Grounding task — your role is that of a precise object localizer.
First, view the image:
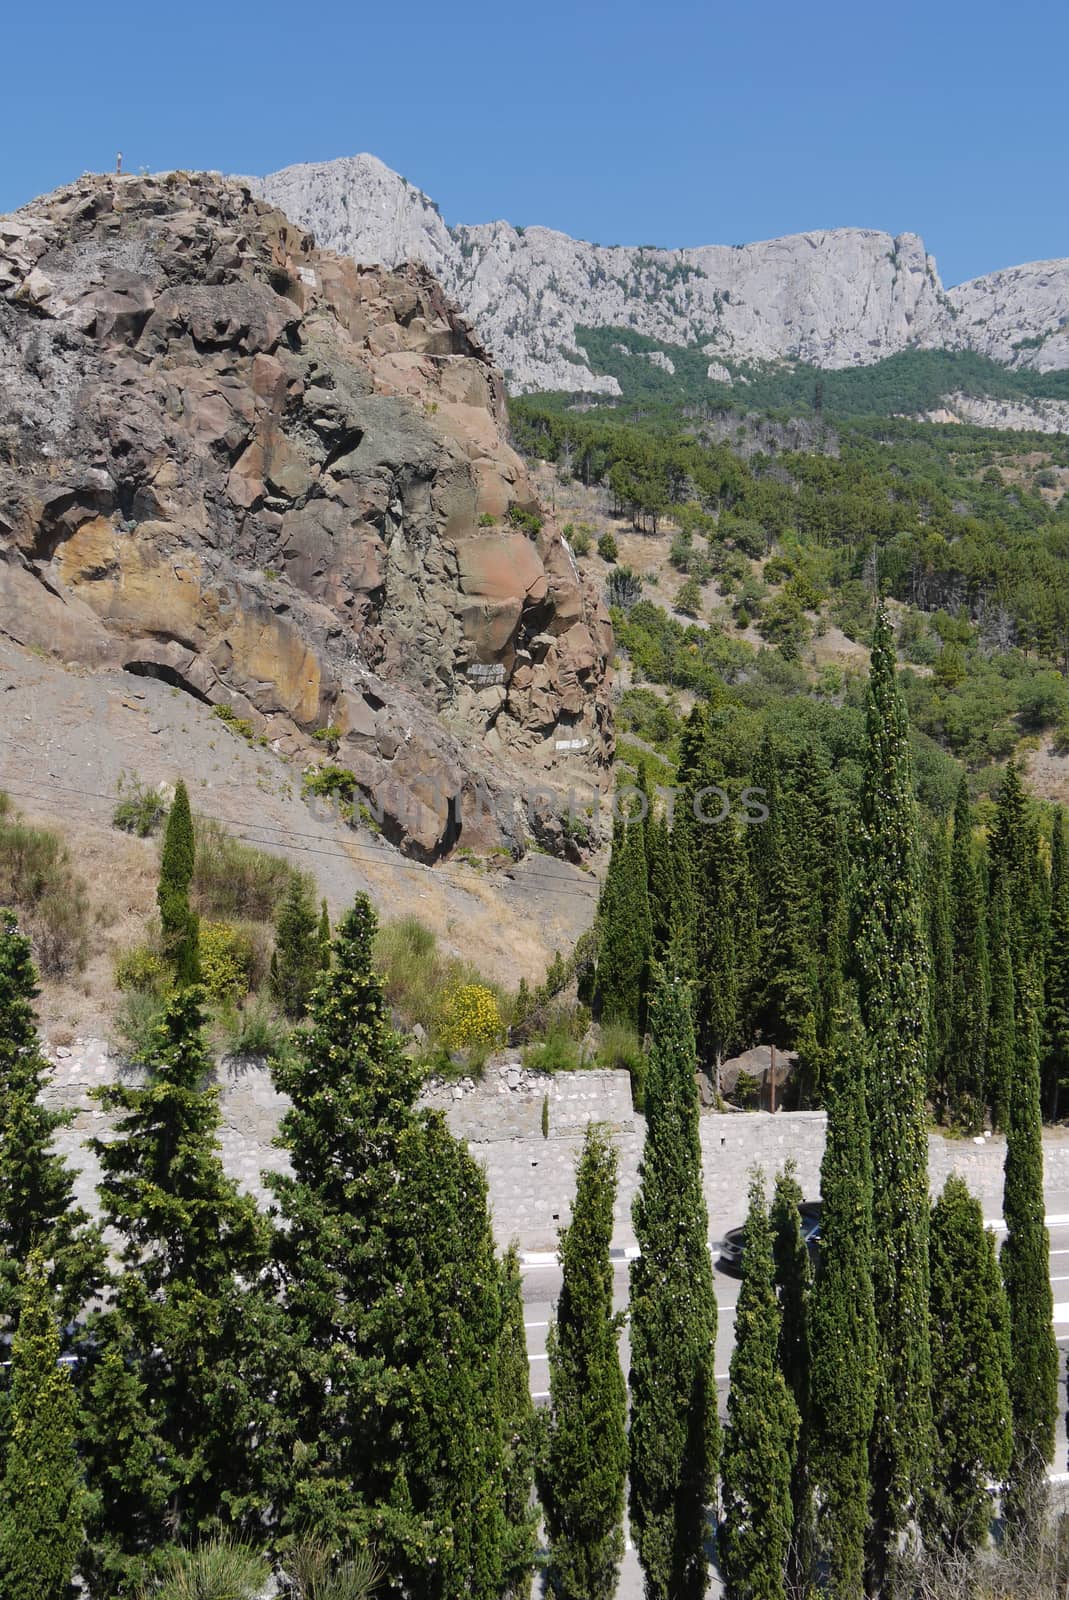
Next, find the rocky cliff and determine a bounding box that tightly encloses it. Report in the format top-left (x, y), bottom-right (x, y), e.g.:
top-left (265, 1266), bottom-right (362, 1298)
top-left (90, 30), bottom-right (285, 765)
top-left (0, 171), bottom-right (613, 859)
top-left (256, 154), bottom-right (1069, 395)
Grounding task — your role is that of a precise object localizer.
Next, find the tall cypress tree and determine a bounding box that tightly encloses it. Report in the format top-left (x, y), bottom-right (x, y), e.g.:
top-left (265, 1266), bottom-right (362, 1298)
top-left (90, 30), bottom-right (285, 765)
top-left (923, 1175), bottom-right (1012, 1555)
top-left (499, 1245), bottom-right (538, 1598)
top-left (853, 606), bottom-right (931, 1591)
top-left (1000, 984), bottom-right (1059, 1542)
top-left (629, 970), bottom-right (718, 1600)
top-left (987, 874), bottom-right (1015, 1133)
top-left (947, 776), bottom-right (988, 1132)
top-left (0, 1252), bottom-right (83, 1600)
top-left (720, 1173), bottom-right (799, 1600)
top-left (157, 779), bottom-right (199, 986)
top-left (771, 1162), bottom-right (813, 1596)
top-left (1042, 807), bottom-right (1069, 1120)
top-left (924, 822), bottom-right (953, 1116)
top-left (389, 1113), bottom-right (507, 1599)
top-left (317, 897), bottom-right (332, 969)
top-left (0, 911), bottom-right (104, 1329)
top-left (85, 986), bottom-right (269, 1564)
top-left (596, 820), bottom-right (653, 1033)
top-left (539, 1124), bottom-right (628, 1600)
top-left (808, 1015), bottom-right (876, 1600)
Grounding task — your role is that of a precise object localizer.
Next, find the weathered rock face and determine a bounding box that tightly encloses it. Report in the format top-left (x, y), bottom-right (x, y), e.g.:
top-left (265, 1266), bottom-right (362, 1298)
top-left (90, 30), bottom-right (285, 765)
top-left (255, 153), bottom-right (1069, 394)
top-left (0, 171), bottom-right (613, 858)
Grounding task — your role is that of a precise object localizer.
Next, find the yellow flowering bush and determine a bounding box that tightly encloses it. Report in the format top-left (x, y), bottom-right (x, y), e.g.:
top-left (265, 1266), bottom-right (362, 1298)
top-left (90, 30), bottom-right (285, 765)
top-left (440, 983), bottom-right (502, 1052)
top-left (199, 920), bottom-right (255, 1003)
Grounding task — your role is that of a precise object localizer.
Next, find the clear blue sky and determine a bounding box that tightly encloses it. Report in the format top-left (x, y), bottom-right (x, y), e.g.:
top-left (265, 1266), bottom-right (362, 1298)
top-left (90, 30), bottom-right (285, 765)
top-left (4, 0), bottom-right (1067, 287)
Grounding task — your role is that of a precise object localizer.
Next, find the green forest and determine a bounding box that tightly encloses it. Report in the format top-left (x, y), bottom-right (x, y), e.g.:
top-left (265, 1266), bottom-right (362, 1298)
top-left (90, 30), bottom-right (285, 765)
top-left (564, 331), bottom-right (1069, 417)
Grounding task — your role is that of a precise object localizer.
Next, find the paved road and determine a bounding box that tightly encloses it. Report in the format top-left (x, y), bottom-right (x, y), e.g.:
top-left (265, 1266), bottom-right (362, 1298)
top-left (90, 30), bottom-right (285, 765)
top-left (522, 1189), bottom-right (1069, 1598)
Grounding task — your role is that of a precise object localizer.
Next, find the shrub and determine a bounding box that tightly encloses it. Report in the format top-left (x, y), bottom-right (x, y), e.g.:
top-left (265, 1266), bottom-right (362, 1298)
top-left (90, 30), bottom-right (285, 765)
top-left (282, 1539), bottom-right (384, 1600)
top-left (112, 773), bottom-right (167, 837)
top-left (523, 1020), bottom-right (582, 1073)
top-left (191, 818), bottom-right (296, 922)
top-left (199, 921), bottom-right (257, 1003)
top-left (478, 512), bottom-right (496, 527)
top-left (675, 577), bottom-right (703, 618)
top-left (0, 794), bottom-right (90, 976)
top-left (115, 987), bottom-right (169, 1065)
top-left (143, 1535), bottom-right (270, 1600)
top-left (568, 524), bottom-right (593, 557)
top-left (597, 532), bottom-right (618, 562)
top-left (218, 996), bottom-right (292, 1062)
top-left (597, 1020), bottom-right (647, 1110)
top-left (301, 766), bottom-right (357, 803)
top-left (606, 565), bottom-right (642, 612)
top-left (440, 982), bottom-right (503, 1052)
top-left (115, 943), bottom-right (169, 996)
top-left (507, 505), bottom-right (543, 536)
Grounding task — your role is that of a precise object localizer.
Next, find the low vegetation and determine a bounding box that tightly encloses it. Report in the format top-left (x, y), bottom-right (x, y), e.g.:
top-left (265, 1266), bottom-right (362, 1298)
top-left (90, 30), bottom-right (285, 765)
top-left (0, 792), bottom-right (90, 976)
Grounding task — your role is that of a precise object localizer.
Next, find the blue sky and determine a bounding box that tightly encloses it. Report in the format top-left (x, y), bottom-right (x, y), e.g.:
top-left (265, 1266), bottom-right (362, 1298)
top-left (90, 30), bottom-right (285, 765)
top-left (3, 0), bottom-right (1066, 287)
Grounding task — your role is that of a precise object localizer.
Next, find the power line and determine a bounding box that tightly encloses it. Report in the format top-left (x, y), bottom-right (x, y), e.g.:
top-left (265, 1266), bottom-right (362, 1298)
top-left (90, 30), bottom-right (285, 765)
top-left (0, 776), bottom-right (606, 902)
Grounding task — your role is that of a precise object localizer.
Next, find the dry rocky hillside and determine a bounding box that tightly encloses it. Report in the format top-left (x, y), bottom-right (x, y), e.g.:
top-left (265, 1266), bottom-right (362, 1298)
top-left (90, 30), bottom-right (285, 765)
top-left (0, 170), bottom-right (613, 866)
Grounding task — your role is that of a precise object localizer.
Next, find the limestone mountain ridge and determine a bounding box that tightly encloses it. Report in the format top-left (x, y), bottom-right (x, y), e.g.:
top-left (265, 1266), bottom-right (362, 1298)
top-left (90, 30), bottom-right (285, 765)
top-left (255, 153), bottom-right (1069, 398)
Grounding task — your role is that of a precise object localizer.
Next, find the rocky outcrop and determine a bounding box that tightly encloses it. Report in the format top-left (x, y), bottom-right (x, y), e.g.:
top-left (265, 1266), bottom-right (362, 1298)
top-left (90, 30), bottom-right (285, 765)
top-left (0, 172), bottom-right (613, 859)
top-left (255, 154), bottom-right (1069, 395)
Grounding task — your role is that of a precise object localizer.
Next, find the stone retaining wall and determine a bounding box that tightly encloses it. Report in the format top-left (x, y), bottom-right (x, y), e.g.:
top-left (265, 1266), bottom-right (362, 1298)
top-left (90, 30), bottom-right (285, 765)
top-left (43, 1042), bottom-right (1069, 1254)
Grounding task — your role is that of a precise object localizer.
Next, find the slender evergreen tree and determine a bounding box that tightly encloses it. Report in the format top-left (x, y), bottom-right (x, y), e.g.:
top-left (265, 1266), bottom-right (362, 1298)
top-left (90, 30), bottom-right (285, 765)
top-left (771, 1162), bottom-right (813, 1595)
top-left (947, 776), bottom-right (988, 1131)
top-left (1043, 807), bottom-right (1069, 1119)
top-left (539, 1125), bottom-right (628, 1600)
top-left (629, 971), bottom-right (718, 1600)
top-left (853, 606), bottom-right (931, 1592)
top-left (987, 874), bottom-right (1015, 1133)
top-left (0, 911), bottom-right (104, 1329)
top-left (923, 1175), bottom-right (1012, 1555)
top-left (720, 1173), bottom-right (799, 1600)
top-left (499, 1245), bottom-right (539, 1598)
top-left (1000, 984), bottom-right (1059, 1542)
top-left (271, 872), bottom-right (320, 1019)
top-left (317, 897), bottom-right (332, 969)
top-left (157, 779), bottom-right (199, 986)
top-left (0, 1252), bottom-right (83, 1600)
top-left (808, 1016), bottom-right (876, 1600)
top-left (924, 823), bottom-right (953, 1114)
top-left (85, 986), bottom-right (269, 1565)
top-left (596, 820), bottom-right (653, 1032)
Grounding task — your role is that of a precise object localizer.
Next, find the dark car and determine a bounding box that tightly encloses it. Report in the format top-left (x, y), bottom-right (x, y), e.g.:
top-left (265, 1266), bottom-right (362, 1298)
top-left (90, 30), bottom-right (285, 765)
top-left (717, 1200), bottom-right (821, 1275)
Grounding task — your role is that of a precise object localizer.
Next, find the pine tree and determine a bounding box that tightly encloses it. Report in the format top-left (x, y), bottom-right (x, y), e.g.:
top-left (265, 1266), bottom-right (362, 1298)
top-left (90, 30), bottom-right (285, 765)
top-left (0, 911), bottom-right (104, 1329)
top-left (719, 1173), bottom-right (799, 1600)
top-left (923, 1175), bottom-right (1012, 1555)
top-left (267, 894), bottom-right (421, 1542)
top-left (271, 872), bottom-right (321, 1019)
top-left (1000, 984), bottom-right (1059, 1542)
top-left (499, 1245), bottom-right (538, 1598)
top-left (628, 971), bottom-right (718, 1600)
top-left (85, 986), bottom-right (269, 1561)
top-left (157, 779), bottom-right (199, 986)
top-left (0, 1252), bottom-right (83, 1600)
top-left (771, 1162), bottom-right (813, 1595)
top-left (1042, 807), bottom-right (1069, 1119)
top-left (539, 1124), bottom-right (628, 1600)
top-left (268, 895), bottom-right (507, 1593)
top-left (853, 606), bottom-right (931, 1591)
top-left (947, 777), bottom-right (988, 1131)
top-left (808, 1016), bottom-right (876, 1600)
top-left (596, 820), bottom-right (653, 1033)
